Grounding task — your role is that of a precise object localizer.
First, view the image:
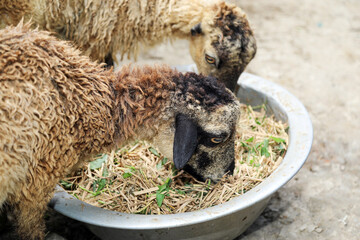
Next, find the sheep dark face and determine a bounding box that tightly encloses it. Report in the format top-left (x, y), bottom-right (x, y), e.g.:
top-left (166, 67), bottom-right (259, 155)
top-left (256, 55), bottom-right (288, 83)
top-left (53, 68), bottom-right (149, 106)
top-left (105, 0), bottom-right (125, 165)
top-left (152, 103), bottom-right (239, 182)
top-left (136, 68), bottom-right (241, 182)
top-left (189, 3), bottom-right (256, 92)
top-left (172, 102), bottom-right (240, 182)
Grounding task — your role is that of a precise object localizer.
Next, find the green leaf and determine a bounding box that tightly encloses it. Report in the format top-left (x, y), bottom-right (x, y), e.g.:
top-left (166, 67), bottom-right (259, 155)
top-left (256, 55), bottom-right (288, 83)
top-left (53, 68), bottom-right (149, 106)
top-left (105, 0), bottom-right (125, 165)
top-left (156, 178), bottom-right (172, 207)
top-left (78, 185), bottom-right (98, 196)
top-left (252, 104), bottom-right (267, 111)
top-left (90, 154), bottom-right (108, 170)
top-left (149, 147), bottom-right (160, 157)
top-left (102, 165), bottom-right (109, 177)
top-left (92, 178), bottom-right (107, 194)
top-left (277, 143), bottom-right (286, 155)
top-left (245, 137), bottom-right (254, 142)
top-left (260, 139), bottom-right (270, 157)
top-left (241, 141), bottom-right (250, 149)
top-left (275, 143), bottom-right (286, 152)
top-left (162, 157), bottom-right (168, 165)
top-left (270, 136), bottom-right (286, 143)
top-left (122, 166), bottom-right (136, 178)
top-left (175, 189), bottom-right (186, 195)
top-left (157, 182), bottom-right (167, 192)
top-left (123, 172), bottom-right (133, 178)
top-left (156, 193), bottom-right (165, 207)
top-left (184, 183), bottom-right (193, 188)
top-left (156, 157), bottom-right (169, 170)
top-left (260, 148), bottom-right (270, 157)
top-left (96, 179), bottom-right (107, 192)
top-left (60, 180), bottom-right (73, 190)
top-left (255, 117), bottom-right (262, 125)
top-left (264, 139), bottom-right (269, 148)
top-left (92, 181), bottom-right (97, 192)
top-left (255, 142), bottom-right (263, 150)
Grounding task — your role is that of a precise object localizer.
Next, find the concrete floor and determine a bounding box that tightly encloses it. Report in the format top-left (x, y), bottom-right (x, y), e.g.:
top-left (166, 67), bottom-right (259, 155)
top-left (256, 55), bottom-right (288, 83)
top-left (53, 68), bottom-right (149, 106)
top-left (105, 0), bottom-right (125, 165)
top-left (1, 0), bottom-right (359, 239)
top-left (236, 1), bottom-right (360, 239)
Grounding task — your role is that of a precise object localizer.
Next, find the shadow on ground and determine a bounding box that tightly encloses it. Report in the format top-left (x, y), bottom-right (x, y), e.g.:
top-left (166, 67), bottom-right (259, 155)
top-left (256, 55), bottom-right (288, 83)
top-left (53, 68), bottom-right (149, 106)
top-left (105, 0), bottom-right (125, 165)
top-left (0, 207), bottom-right (99, 240)
top-left (236, 191), bottom-right (291, 239)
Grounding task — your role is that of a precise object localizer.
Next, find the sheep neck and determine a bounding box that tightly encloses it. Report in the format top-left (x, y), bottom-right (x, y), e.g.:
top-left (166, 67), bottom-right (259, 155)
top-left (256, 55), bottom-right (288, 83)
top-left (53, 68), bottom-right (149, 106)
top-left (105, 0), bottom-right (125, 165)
top-left (169, 0), bottom-right (209, 38)
top-left (110, 66), bottom-right (178, 147)
top-left (112, 0), bottom-right (210, 60)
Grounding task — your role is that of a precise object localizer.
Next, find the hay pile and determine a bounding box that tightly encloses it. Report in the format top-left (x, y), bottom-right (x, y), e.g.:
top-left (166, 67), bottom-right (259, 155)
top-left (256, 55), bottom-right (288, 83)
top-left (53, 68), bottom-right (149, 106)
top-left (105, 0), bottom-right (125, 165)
top-left (61, 104), bottom-right (288, 214)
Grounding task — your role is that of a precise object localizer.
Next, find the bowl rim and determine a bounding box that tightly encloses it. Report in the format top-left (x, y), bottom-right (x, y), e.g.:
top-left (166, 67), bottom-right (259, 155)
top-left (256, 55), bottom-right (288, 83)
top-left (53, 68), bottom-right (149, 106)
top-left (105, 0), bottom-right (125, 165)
top-left (50, 72), bottom-right (313, 230)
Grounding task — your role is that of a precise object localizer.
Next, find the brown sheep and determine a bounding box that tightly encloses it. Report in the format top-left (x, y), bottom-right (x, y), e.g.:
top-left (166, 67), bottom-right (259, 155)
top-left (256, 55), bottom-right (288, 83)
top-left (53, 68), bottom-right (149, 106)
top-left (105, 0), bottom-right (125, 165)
top-left (0, 0), bottom-right (257, 91)
top-left (0, 22), bottom-right (240, 240)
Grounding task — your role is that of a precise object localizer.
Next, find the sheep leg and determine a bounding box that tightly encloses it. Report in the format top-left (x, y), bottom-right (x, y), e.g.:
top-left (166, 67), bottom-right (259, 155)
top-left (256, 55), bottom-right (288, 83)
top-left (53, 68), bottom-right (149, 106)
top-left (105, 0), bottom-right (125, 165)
top-left (12, 177), bottom-right (58, 240)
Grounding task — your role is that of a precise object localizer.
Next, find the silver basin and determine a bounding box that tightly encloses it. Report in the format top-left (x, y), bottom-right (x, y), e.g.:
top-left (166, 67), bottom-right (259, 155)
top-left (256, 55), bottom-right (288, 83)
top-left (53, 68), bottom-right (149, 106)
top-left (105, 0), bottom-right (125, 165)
top-left (50, 72), bottom-right (313, 240)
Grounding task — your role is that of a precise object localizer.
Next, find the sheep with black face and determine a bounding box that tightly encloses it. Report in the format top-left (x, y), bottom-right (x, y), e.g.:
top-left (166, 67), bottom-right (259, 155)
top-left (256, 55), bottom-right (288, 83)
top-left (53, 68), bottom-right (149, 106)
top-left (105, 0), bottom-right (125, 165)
top-left (130, 68), bottom-right (240, 182)
top-left (0, 23), bottom-right (240, 240)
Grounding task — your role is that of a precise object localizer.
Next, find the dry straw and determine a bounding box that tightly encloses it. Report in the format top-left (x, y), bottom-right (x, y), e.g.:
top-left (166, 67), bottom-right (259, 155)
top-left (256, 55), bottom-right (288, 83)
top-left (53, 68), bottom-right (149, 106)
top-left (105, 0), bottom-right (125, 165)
top-left (61, 104), bottom-right (288, 214)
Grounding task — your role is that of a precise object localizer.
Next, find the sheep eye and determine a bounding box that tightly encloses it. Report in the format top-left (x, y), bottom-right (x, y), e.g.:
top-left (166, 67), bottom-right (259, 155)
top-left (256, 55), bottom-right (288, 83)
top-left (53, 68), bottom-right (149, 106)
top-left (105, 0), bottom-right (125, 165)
top-left (210, 137), bottom-right (223, 144)
top-left (205, 54), bottom-right (216, 65)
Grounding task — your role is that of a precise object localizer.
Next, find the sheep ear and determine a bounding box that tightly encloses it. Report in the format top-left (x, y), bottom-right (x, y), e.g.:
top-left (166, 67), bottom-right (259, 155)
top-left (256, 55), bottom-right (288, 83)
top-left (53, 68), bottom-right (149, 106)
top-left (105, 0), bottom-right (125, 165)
top-left (191, 23), bottom-right (202, 36)
top-left (173, 114), bottom-right (198, 169)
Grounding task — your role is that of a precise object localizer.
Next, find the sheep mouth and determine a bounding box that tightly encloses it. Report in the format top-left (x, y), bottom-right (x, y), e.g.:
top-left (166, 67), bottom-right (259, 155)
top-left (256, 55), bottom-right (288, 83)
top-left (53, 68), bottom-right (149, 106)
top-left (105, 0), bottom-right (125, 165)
top-left (183, 158), bottom-right (235, 183)
top-left (183, 165), bottom-right (207, 182)
top-left (218, 69), bottom-right (243, 92)
top-left (223, 76), bottom-right (239, 92)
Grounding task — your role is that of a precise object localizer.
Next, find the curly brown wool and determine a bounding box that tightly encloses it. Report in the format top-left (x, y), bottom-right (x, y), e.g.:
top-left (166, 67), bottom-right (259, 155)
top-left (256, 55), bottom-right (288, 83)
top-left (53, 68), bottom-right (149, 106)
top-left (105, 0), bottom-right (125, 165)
top-left (0, 22), bottom-right (116, 240)
top-left (172, 72), bottom-right (234, 110)
top-left (0, 23), bottom-right (240, 240)
top-left (0, 0), bottom-right (256, 92)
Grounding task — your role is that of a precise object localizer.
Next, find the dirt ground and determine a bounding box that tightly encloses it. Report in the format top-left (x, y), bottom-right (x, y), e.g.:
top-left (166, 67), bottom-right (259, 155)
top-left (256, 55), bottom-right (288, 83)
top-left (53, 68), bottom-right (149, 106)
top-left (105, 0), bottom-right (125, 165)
top-left (235, 1), bottom-right (360, 239)
top-left (1, 0), bottom-right (359, 239)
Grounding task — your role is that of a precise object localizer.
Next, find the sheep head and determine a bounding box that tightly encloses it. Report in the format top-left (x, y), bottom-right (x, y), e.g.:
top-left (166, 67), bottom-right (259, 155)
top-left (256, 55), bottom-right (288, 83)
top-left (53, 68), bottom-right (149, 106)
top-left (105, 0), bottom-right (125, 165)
top-left (149, 71), bottom-right (241, 182)
top-left (173, 104), bottom-right (239, 182)
top-left (189, 2), bottom-right (256, 92)
top-left (114, 66), bottom-right (240, 182)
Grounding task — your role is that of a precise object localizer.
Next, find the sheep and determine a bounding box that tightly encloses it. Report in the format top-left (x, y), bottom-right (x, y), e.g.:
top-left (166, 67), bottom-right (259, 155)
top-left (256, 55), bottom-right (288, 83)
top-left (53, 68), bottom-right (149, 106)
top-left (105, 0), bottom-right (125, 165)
top-left (0, 23), bottom-right (241, 240)
top-left (0, 0), bottom-right (257, 92)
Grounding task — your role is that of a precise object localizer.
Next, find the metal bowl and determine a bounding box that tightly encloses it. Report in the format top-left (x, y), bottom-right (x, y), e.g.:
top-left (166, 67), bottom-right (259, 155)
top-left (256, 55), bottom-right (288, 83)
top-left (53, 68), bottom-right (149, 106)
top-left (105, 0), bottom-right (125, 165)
top-left (50, 72), bottom-right (313, 240)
